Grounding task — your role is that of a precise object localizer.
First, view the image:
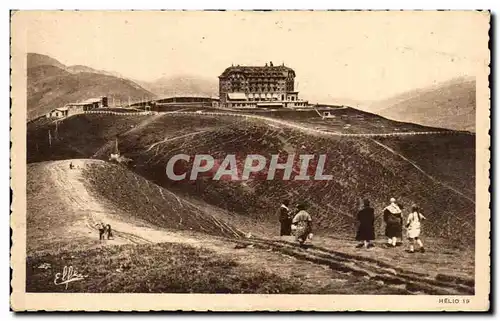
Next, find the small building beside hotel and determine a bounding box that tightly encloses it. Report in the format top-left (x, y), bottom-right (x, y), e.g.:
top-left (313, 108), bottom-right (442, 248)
top-left (65, 97), bottom-right (108, 113)
top-left (46, 96), bottom-right (108, 119)
top-left (46, 107), bottom-right (69, 119)
top-left (131, 96), bottom-right (219, 111)
top-left (218, 62), bottom-right (308, 109)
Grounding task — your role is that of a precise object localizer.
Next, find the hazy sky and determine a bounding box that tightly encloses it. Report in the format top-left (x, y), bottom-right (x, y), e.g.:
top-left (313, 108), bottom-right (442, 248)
top-left (18, 11), bottom-right (488, 103)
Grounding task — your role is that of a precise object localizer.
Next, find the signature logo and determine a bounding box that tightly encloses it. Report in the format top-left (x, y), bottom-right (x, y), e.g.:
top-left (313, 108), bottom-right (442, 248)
top-left (53, 266), bottom-right (87, 289)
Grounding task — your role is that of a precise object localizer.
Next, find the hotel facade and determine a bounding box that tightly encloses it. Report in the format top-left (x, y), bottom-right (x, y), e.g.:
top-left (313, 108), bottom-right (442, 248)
top-left (218, 62), bottom-right (308, 109)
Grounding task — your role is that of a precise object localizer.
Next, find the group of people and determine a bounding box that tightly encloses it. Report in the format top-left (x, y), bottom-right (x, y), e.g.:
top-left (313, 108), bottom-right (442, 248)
top-left (278, 197), bottom-right (427, 253)
top-left (96, 223), bottom-right (114, 241)
top-left (278, 200), bottom-right (313, 246)
top-left (356, 197), bottom-right (427, 253)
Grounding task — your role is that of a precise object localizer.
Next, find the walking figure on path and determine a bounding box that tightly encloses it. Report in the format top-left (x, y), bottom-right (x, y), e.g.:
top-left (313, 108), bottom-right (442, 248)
top-left (278, 199), bottom-right (292, 236)
top-left (291, 203), bottom-right (313, 247)
top-left (105, 224), bottom-right (114, 240)
top-left (355, 199), bottom-right (375, 249)
top-left (406, 204), bottom-right (427, 253)
top-left (383, 197), bottom-right (403, 247)
top-left (97, 223), bottom-right (106, 241)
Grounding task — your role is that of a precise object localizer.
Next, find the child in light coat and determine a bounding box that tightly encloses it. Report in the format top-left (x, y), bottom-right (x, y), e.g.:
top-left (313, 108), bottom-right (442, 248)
top-left (406, 205), bottom-right (427, 253)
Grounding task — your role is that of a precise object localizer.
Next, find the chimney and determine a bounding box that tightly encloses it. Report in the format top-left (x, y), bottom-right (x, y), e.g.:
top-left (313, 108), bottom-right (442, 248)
top-left (265, 62), bottom-right (268, 67)
top-left (270, 61), bottom-right (273, 66)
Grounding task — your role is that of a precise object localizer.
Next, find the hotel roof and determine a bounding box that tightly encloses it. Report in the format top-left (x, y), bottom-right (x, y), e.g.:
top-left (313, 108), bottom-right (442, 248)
top-left (219, 64), bottom-right (295, 78)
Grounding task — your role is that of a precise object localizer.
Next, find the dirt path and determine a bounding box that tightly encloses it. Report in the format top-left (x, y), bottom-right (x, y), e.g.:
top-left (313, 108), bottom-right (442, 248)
top-left (39, 159), bottom-right (473, 295)
top-left (165, 110), bottom-right (472, 138)
top-left (49, 159), bottom-right (199, 246)
top-left (145, 130), bottom-right (209, 152)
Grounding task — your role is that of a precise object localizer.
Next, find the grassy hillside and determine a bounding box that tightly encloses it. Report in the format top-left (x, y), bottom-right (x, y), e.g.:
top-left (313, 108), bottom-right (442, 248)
top-left (116, 115), bottom-right (474, 242)
top-left (375, 135), bottom-right (475, 199)
top-left (239, 107), bottom-right (451, 134)
top-left (27, 242), bottom-right (300, 293)
top-left (370, 78), bottom-right (476, 132)
top-left (27, 112), bottom-right (475, 244)
top-left (27, 53), bottom-right (155, 120)
top-left (27, 114), bottom-right (153, 162)
top-left (82, 161), bottom-right (242, 238)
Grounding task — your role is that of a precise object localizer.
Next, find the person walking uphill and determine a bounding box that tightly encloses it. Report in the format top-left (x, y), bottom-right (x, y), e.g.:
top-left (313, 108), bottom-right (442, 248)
top-left (356, 199), bottom-right (375, 249)
top-left (384, 198), bottom-right (403, 247)
top-left (291, 203), bottom-right (313, 247)
top-left (406, 204), bottom-right (427, 253)
top-left (278, 200), bottom-right (292, 236)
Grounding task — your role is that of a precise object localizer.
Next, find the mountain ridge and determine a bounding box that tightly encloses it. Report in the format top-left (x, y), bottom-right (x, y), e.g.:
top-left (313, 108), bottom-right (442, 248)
top-left (27, 53), bottom-right (155, 120)
top-left (137, 74), bottom-right (219, 98)
top-left (368, 77), bottom-right (476, 132)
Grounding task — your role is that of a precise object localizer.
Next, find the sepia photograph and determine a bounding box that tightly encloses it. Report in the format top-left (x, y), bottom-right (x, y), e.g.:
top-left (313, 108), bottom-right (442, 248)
top-left (10, 10), bottom-right (490, 311)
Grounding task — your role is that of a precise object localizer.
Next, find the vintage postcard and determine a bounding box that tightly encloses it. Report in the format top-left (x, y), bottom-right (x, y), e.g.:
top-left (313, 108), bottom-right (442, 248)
top-left (10, 10), bottom-right (490, 311)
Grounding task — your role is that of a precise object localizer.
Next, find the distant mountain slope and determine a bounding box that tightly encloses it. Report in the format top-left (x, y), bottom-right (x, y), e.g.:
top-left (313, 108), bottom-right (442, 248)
top-left (65, 64), bottom-right (124, 78)
top-left (369, 78), bottom-right (476, 132)
top-left (27, 53), bottom-right (155, 120)
top-left (26, 53), bottom-right (66, 70)
top-left (138, 75), bottom-right (218, 98)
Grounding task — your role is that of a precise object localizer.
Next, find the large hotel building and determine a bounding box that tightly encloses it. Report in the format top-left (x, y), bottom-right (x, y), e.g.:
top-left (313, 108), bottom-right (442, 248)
top-left (218, 62), bottom-right (308, 109)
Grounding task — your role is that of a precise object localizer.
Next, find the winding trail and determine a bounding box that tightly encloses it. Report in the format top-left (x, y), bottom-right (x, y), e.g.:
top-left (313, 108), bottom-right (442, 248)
top-left (79, 109), bottom-right (474, 138)
top-left (32, 159), bottom-right (474, 295)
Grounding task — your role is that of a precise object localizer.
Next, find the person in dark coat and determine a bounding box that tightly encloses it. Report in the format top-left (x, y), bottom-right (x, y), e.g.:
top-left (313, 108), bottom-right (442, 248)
top-left (383, 197), bottom-right (403, 247)
top-left (278, 200), bottom-right (292, 236)
top-left (356, 199), bottom-right (375, 248)
top-left (97, 223), bottom-right (106, 241)
top-left (105, 224), bottom-right (114, 240)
